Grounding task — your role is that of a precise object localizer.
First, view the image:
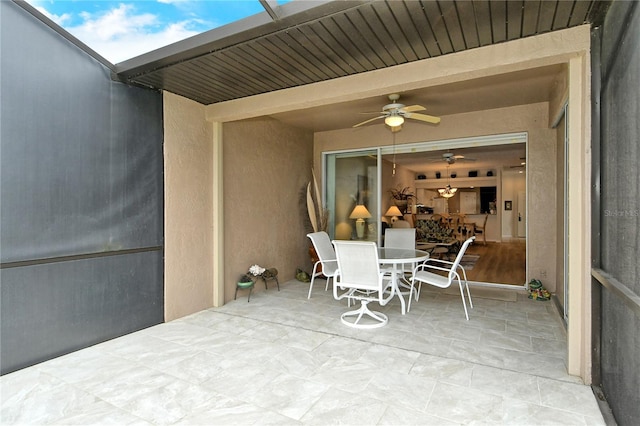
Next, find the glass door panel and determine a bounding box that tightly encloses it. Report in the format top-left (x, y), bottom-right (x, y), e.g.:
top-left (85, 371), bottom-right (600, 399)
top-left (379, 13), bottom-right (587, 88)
top-left (325, 150), bottom-right (379, 242)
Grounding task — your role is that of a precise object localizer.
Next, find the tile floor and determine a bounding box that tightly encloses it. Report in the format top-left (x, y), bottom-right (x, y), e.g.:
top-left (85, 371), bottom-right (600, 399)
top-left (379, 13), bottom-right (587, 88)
top-left (1, 280), bottom-right (605, 425)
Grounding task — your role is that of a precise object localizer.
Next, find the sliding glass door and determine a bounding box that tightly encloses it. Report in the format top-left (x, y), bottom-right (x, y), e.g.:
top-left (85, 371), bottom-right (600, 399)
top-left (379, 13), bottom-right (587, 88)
top-left (325, 150), bottom-right (379, 242)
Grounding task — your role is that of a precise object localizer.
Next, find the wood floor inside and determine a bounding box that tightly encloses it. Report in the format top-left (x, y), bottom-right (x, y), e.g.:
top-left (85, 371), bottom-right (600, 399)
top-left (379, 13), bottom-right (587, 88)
top-left (463, 240), bottom-right (526, 286)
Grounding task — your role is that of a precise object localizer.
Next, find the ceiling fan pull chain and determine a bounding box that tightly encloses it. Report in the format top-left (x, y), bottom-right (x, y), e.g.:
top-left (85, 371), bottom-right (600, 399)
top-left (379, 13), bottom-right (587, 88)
top-left (392, 132), bottom-right (396, 176)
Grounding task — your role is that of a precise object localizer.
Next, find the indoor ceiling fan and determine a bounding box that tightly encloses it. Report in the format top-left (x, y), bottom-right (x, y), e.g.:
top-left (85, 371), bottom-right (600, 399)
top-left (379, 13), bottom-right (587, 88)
top-left (429, 152), bottom-right (476, 164)
top-left (352, 94), bottom-right (441, 128)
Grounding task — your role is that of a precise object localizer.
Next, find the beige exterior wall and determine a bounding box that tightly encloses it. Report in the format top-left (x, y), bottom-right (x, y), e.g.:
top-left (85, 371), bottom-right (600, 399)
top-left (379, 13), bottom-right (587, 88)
top-left (163, 92), bottom-right (214, 321)
top-left (222, 117), bottom-right (314, 303)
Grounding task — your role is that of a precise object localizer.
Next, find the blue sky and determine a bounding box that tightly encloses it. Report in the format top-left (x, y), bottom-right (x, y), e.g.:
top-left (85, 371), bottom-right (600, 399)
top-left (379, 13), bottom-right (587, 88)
top-left (27, 1), bottom-right (288, 63)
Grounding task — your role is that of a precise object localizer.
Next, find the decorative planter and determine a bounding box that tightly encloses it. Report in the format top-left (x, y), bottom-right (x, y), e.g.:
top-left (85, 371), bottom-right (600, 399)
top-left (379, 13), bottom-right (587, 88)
top-left (394, 200), bottom-right (408, 214)
top-left (235, 278), bottom-right (255, 302)
top-left (237, 280), bottom-right (254, 288)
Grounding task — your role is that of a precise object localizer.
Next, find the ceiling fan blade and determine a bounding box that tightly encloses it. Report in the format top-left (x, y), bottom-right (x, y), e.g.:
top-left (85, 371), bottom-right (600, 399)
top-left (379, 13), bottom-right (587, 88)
top-left (405, 112), bottom-right (441, 124)
top-left (401, 105), bottom-right (426, 113)
top-left (352, 115), bottom-right (385, 128)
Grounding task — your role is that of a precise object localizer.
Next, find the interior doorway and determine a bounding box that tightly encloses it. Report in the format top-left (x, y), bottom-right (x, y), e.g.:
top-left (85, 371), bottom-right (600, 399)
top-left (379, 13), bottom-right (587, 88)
top-left (378, 132), bottom-right (528, 287)
top-left (323, 133), bottom-right (528, 287)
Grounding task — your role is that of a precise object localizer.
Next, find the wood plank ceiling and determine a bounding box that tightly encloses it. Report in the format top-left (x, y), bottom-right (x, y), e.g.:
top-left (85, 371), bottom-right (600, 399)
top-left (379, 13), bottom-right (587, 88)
top-left (117, 0), bottom-right (611, 106)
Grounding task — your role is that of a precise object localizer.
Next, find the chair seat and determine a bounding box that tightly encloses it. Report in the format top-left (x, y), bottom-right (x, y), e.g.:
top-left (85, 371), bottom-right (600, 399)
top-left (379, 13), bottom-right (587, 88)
top-left (413, 270), bottom-right (450, 288)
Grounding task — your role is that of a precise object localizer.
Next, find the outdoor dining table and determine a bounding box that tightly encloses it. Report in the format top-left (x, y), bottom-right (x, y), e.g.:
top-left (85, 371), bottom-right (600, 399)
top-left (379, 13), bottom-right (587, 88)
top-left (378, 247), bottom-right (430, 315)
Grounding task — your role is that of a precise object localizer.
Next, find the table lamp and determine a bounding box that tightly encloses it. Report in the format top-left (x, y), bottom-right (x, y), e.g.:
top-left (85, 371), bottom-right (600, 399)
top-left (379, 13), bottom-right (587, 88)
top-left (385, 205), bottom-right (403, 224)
top-left (349, 205), bottom-right (372, 239)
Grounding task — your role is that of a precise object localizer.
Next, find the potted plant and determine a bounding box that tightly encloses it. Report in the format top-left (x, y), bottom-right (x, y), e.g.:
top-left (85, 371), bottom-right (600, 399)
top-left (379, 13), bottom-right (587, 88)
top-left (389, 186), bottom-right (415, 213)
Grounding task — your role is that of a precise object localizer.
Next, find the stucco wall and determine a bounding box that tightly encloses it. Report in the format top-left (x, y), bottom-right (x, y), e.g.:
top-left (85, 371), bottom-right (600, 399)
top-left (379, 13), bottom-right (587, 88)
top-left (164, 92), bottom-right (214, 321)
top-left (223, 117), bottom-right (313, 302)
top-left (315, 102), bottom-right (557, 289)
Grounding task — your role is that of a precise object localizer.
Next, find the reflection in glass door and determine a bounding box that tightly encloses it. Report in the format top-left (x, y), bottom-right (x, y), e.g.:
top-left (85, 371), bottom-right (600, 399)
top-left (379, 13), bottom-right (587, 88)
top-left (325, 150), bottom-right (379, 242)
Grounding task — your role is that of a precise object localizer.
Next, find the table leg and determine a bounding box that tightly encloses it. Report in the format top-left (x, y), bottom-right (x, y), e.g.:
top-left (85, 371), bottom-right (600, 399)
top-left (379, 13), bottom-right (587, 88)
top-left (392, 264), bottom-right (407, 315)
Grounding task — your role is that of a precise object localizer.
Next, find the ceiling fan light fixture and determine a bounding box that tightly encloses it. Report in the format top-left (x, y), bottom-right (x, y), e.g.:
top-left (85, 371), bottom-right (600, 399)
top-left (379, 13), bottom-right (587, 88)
top-left (385, 115), bottom-right (404, 127)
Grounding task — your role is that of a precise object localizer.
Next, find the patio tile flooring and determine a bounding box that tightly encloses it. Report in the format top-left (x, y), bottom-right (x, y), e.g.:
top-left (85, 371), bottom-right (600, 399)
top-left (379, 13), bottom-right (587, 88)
top-left (1, 280), bottom-right (605, 425)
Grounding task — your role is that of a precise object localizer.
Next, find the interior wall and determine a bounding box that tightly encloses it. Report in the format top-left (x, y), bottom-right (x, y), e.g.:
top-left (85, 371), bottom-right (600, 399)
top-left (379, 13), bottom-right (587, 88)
top-left (315, 103), bottom-right (557, 288)
top-left (163, 92), bottom-right (214, 321)
top-left (223, 117), bottom-right (313, 302)
top-left (501, 171), bottom-right (527, 239)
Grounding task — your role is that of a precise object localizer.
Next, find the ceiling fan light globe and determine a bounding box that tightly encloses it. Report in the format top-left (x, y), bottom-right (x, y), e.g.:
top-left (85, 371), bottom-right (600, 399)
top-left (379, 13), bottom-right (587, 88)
top-left (385, 115), bottom-right (404, 127)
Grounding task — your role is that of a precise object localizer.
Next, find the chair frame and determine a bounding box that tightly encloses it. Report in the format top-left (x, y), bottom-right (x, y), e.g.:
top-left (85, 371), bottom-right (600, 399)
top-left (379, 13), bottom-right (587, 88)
top-left (332, 240), bottom-right (394, 329)
top-left (411, 236), bottom-right (475, 319)
top-left (306, 232), bottom-right (339, 299)
top-left (384, 228), bottom-right (419, 301)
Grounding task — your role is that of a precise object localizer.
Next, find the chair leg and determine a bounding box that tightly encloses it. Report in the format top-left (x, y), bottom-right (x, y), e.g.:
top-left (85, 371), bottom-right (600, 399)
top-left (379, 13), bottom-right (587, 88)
top-left (458, 280), bottom-right (470, 320)
top-left (407, 280), bottom-right (416, 312)
top-left (308, 264), bottom-right (319, 299)
top-left (340, 300), bottom-right (388, 329)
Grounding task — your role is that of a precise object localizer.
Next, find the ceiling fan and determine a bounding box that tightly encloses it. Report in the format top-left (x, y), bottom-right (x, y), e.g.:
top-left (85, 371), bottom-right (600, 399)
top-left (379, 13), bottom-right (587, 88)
top-left (352, 94), bottom-right (441, 128)
top-left (429, 152), bottom-right (476, 164)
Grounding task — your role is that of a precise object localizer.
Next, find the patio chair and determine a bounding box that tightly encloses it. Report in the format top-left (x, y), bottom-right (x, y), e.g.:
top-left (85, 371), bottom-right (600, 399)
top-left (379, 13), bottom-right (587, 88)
top-left (306, 231), bottom-right (339, 299)
top-left (384, 228), bottom-right (419, 300)
top-left (411, 236), bottom-right (475, 320)
top-left (332, 240), bottom-right (394, 328)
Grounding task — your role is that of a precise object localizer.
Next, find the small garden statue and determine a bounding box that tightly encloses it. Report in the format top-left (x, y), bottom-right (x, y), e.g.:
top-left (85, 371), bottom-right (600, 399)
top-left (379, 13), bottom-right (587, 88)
top-left (528, 279), bottom-right (550, 301)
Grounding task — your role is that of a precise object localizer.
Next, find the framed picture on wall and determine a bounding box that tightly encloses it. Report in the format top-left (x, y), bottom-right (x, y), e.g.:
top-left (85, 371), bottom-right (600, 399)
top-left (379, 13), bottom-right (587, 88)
top-left (504, 200), bottom-right (513, 211)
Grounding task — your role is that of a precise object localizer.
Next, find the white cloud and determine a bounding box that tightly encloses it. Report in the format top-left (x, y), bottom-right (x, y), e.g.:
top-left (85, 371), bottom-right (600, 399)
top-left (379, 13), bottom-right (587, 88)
top-left (33, 6), bottom-right (72, 26)
top-left (33, 2), bottom-right (201, 63)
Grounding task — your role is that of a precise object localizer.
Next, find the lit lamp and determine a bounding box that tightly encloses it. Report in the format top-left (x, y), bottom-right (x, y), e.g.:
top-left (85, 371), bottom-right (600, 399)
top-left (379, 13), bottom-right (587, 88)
top-left (385, 114), bottom-right (404, 127)
top-left (438, 185), bottom-right (457, 198)
top-left (349, 205), bottom-right (372, 239)
top-left (384, 205), bottom-right (403, 224)
top-left (438, 165), bottom-right (458, 198)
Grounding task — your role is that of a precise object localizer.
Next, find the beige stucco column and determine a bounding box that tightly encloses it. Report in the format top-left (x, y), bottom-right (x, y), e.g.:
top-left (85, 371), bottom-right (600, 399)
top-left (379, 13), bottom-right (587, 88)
top-left (212, 121), bottom-right (224, 307)
top-left (163, 92), bottom-right (214, 321)
top-left (566, 54), bottom-right (592, 379)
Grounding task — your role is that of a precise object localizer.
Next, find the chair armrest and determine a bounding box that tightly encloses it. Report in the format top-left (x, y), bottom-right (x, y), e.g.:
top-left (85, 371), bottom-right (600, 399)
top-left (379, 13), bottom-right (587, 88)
top-left (413, 263), bottom-right (452, 275)
top-left (423, 258), bottom-right (455, 266)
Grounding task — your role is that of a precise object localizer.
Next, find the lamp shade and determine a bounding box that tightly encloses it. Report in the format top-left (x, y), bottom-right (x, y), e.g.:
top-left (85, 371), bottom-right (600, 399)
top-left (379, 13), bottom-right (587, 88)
top-left (384, 205), bottom-right (403, 217)
top-left (349, 205), bottom-right (372, 219)
top-left (385, 115), bottom-right (404, 127)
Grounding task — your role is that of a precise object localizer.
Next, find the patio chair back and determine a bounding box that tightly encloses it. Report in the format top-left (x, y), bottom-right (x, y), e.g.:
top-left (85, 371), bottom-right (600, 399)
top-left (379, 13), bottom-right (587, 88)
top-left (333, 240), bottom-right (382, 292)
top-left (384, 228), bottom-right (416, 249)
top-left (306, 232), bottom-right (339, 298)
